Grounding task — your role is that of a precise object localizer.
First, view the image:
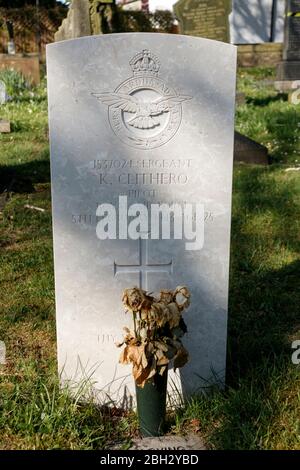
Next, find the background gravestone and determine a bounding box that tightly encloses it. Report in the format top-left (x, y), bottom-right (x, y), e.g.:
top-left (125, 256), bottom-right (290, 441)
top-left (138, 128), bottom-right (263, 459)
top-left (234, 131), bottom-right (269, 165)
top-left (55, 0), bottom-right (91, 42)
top-left (55, 0), bottom-right (116, 42)
top-left (0, 120), bottom-right (11, 133)
top-left (174, 0), bottom-right (232, 42)
top-left (0, 80), bottom-right (7, 105)
top-left (276, 0), bottom-right (300, 81)
top-left (47, 33), bottom-right (236, 404)
top-left (0, 81), bottom-right (10, 134)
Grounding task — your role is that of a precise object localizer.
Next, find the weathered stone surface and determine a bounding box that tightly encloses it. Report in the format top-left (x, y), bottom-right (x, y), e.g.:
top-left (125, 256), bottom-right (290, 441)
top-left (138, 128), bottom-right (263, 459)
top-left (90, 0), bottom-right (115, 35)
top-left (237, 43), bottom-right (283, 68)
top-left (55, 0), bottom-right (91, 42)
top-left (234, 131), bottom-right (269, 165)
top-left (130, 434), bottom-right (207, 450)
top-left (276, 0), bottom-right (300, 81)
top-left (283, 0), bottom-right (300, 61)
top-left (174, 0), bottom-right (232, 43)
top-left (0, 80), bottom-right (7, 105)
top-left (46, 34), bottom-right (236, 404)
top-left (55, 0), bottom-right (117, 41)
top-left (0, 120), bottom-right (11, 133)
top-left (274, 79), bottom-right (296, 92)
top-left (276, 60), bottom-right (300, 81)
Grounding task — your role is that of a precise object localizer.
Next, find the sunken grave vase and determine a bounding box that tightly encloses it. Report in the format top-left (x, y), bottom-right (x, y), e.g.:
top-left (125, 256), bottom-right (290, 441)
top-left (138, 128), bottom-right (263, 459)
top-left (135, 368), bottom-right (168, 437)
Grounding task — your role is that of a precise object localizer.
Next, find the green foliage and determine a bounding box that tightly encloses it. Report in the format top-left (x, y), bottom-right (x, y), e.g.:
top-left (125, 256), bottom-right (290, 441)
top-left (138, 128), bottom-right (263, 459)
top-left (0, 367), bottom-right (136, 449)
top-left (0, 69), bottom-right (31, 98)
top-left (236, 67), bottom-right (300, 164)
top-left (152, 10), bottom-right (176, 32)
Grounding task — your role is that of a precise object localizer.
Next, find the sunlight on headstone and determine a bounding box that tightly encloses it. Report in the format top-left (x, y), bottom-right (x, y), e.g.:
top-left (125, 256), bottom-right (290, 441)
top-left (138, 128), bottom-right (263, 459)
top-left (47, 33), bottom-right (236, 404)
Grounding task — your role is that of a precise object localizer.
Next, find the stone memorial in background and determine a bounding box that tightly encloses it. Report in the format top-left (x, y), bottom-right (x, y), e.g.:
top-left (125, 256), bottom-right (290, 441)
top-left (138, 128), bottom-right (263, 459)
top-left (6, 21), bottom-right (16, 55)
top-left (0, 80), bottom-right (7, 105)
top-left (276, 0), bottom-right (300, 81)
top-left (55, 0), bottom-right (91, 42)
top-left (234, 131), bottom-right (269, 165)
top-left (47, 33), bottom-right (236, 404)
top-left (0, 80), bottom-right (10, 134)
top-left (174, 0), bottom-right (232, 42)
top-left (55, 0), bottom-right (116, 42)
top-left (0, 120), bottom-right (10, 133)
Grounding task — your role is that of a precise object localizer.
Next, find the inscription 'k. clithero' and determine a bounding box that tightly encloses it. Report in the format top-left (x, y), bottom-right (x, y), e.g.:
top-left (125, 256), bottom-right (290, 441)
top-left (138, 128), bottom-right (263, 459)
top-left (92, 50), bottom-right (192, 150)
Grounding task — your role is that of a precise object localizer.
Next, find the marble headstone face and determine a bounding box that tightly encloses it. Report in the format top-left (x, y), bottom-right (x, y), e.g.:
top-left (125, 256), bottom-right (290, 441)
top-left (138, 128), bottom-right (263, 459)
top-left (174, 0), bottom-right (232, 43)
top-left (0, 80), bottom-right (7, 105)
top-left (47, 33), bottom-right (236, 404)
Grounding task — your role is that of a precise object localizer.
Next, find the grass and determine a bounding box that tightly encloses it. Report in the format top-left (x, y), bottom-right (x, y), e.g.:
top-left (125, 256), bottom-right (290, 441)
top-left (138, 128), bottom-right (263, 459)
top-left (176, 165), bottom-right (300, 450)
top-left (0, 68), bottom-right (300, 450)
top-left (236, 67), bottom-right (300, 164)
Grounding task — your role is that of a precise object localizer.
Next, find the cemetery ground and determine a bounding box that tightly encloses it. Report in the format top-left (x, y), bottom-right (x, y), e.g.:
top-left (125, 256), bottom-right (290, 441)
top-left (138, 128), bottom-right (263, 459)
top-left (0, 67), bottom-right (299, 450)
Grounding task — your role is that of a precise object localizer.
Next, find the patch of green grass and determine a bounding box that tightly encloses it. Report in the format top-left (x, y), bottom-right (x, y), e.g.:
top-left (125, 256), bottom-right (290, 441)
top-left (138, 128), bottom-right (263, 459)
top-left (0, 353), bottom-right (137, 450)
top-left (236, 67), bottom-right (300, 164)
top-left (175, 163), bottom-right (300, 450)
top-left (0, 68), bottom-right (299, 449)
top-left (174, 358), bottom-right (300, 450)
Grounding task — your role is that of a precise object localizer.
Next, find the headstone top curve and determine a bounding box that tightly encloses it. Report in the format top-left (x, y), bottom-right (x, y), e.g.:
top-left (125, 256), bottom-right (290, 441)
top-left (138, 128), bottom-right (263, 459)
top-left (47, 32), bottom-right (237, 51)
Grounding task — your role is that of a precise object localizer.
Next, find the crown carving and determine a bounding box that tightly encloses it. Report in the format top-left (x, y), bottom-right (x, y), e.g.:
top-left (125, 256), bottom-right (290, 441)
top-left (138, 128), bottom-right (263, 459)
top-left (130, 50), bottom-right (160, 76)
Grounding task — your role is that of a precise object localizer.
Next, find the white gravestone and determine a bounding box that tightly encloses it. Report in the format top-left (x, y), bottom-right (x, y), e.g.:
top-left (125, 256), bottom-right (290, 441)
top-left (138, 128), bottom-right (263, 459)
top-left (0, 80), bottom-right (10, 134)
top-left (47, 33), bottom-right (236, 404)
top-left (0, 341), bottom-right (6, 365)
top-left (0, 80), bottom-right (7, 105)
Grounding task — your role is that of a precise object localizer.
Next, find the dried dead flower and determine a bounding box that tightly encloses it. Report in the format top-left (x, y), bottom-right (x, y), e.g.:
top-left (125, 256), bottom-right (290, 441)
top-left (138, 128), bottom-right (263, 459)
top-left (122, 288), bottom-right (153, 313)
top-left (174, 286), bottom-right (191, 310)
top-left (159, 290), bottom-right (174, 305)
top-left (118, 286), bottom-right (190, 387)
top-left (166, 302), bottom-right (181, 329)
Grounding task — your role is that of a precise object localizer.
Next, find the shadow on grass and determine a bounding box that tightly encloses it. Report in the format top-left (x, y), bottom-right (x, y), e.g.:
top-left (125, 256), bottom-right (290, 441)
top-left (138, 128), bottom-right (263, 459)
top-left (0, 158), bottom-right (50, 194)
top-left (246, 93), bottom-right (288, 107)
top-left (176, 166), bottom-right (299, 449)
top-left (267, 108), bottom-right (299, 163)
top-left (223, 166), bottom-right (299, 448)
top-left (228, 167), bottom-right (299, 381)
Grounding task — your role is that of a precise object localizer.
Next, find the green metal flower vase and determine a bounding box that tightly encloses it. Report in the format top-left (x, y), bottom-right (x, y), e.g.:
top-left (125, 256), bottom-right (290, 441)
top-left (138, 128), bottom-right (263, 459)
top-left (135, 369), bottom-right (168, 437)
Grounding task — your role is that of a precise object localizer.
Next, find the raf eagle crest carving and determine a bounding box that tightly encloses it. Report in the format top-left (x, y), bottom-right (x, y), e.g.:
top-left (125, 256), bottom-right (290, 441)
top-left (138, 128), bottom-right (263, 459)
top-left (92, 50), bottom-right (192, 150)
